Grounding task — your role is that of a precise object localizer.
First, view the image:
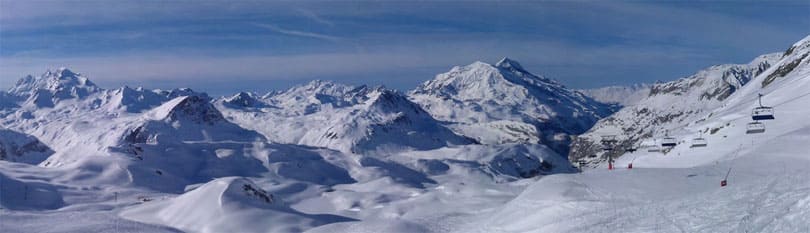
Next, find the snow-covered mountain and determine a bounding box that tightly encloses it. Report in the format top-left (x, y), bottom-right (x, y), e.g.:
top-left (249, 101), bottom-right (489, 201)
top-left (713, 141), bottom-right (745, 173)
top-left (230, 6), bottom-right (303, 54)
top-left (568, 41), bottom-right (788, 167)
top-left (409, 58), bottom-right (616, 154)
top-left (0, 66), bottom-right (580, 232)
top-left (105, 86), bottom-right (176, 113)
top-left (221, 91), bottom-right (268, 108)
top-left (579, 83), bottom-right (652, 106)
top-left (6, 68), bottom-right (101, 108)
top-left (217, 80), bottom-right (475, 154)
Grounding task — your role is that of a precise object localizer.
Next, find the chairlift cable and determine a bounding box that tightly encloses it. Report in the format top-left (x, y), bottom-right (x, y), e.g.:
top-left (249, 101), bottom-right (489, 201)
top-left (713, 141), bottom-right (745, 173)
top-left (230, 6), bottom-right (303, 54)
top-left (724, 167), bottom-right (732, 180)
top-left (697, 90), bottom-right (810, 127)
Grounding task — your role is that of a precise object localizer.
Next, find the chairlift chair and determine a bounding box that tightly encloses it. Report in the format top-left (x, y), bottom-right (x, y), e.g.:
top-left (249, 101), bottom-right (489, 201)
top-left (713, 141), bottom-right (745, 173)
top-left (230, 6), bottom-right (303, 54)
top-left (661, 137), bottom-right (677, 147)
top-left (647, 145), bottom-right (661, 152)
top-left (746, 121), bottom-right (766, 134)
top-left (752, 93), bottom-right (775, 121)
top-left (691, 137), bottom-right (708, 148)
top-left (752, 107), bottom-right (774, 121)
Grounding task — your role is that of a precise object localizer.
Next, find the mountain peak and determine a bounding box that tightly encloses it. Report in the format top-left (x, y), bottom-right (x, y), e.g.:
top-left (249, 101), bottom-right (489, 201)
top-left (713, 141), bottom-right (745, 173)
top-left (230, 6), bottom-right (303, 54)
top-left (223, 91), bottom-right (265, 108)
top-left (8, 68), bottom-right (101, 105)
top-left (54, 67), bottom-right (77, 79)
top-left (495, 57), bottom-right (525, 71)
top-left (299, 80), bottom-right (348, 92)
top-left (12, 68), bottom-right (95, 89)
top-left (793, 34), bottom-right (810, 48)
top-left (271, 80), bottom-right (356, 101)
top-left (151, 96), bottom-right (224, 125)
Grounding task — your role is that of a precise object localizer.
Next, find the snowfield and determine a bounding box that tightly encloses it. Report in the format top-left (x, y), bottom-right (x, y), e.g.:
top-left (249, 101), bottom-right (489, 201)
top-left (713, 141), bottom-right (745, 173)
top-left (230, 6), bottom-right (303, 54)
top-left (1, 35), bottom-right (810, 233)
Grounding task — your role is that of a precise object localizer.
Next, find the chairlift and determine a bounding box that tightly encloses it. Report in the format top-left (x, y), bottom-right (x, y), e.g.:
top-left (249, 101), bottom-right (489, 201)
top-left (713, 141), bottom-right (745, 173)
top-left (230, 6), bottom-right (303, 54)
top-left (746, 121), bottom-right (765, 134)
top-left (691, 137), bottom-right (708, 148)
top-left (752, 107), bottom-right (774, 120)
top-left (752, 94), bottom-right (775, 121)
top-left (661, 137), bottom-right (677, 147)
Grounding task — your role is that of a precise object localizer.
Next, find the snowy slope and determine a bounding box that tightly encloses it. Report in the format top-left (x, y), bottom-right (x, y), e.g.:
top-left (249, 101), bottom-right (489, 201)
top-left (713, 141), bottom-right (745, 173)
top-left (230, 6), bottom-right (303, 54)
top-left (409, 58), bottom-right (615, 154)
top-left (474, 144), bottom-right (810, 233)
top-left (480, 35), bottom-right (810, 233)
top-left (216, 81), bottom-right (475, 153)
top-left (469, 38), bottom-right (810, 231)
top-left (0, 129), bottom-right (53, 164)
top-left (569, 52), bottom-right (781, 167)
top-left (120, 177), bottom-right (353, 233)
top-left (0, 170), bottom-right (64, 211)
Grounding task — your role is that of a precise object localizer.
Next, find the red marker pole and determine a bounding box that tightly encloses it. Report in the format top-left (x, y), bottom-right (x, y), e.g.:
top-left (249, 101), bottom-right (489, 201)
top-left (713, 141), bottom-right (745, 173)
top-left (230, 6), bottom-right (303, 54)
top-left (628, 157), bottom-right (636, 169)
top-left (608, 162), bottom-right (613, 170)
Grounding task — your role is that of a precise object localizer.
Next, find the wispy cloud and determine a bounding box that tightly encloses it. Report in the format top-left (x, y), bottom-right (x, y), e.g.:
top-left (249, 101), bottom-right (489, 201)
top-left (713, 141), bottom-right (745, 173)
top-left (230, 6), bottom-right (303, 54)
top-left (253, 23), bottom-right (341, 42)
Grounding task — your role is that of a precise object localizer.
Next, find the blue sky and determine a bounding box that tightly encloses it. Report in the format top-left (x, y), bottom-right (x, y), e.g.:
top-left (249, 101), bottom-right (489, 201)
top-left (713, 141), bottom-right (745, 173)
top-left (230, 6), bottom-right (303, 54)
top-left (1, 1), bottom-right (808, 96)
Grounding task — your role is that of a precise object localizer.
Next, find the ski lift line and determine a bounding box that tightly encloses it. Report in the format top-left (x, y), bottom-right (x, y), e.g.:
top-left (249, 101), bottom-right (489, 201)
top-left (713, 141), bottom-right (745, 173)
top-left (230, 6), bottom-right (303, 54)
top-left (629, 90), bottom-right (810, 153)
top-left (772, 90), bottom-right (810, 108)
top-left (723, 72), bottom-right (810, 111)
top-left (695, 90), bottom-right (810, 128)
